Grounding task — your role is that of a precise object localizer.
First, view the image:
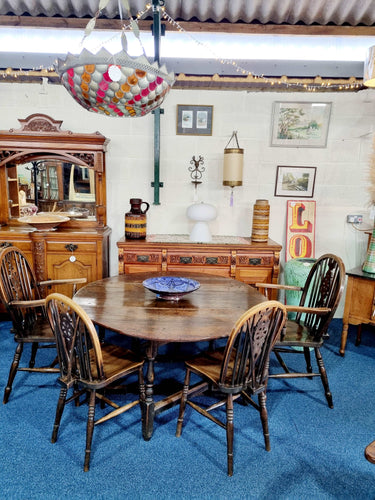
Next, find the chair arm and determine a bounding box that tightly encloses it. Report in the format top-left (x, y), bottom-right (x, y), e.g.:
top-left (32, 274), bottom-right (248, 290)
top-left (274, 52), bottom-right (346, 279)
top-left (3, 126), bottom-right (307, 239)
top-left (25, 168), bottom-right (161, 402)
top-left (39, 278), bottom-right (87, 287)
top-left (254, 283), bottom-right (302, 291)
top-left (285, 305), bottom-right (331, 315)
top-left (9, 299), bottom-right (46, 308)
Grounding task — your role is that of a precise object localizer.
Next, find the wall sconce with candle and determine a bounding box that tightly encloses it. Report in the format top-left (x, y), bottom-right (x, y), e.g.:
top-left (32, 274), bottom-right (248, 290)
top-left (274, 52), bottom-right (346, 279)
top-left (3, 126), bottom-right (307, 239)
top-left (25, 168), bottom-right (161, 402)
top-left (223, 131), bottom-right (244, 206)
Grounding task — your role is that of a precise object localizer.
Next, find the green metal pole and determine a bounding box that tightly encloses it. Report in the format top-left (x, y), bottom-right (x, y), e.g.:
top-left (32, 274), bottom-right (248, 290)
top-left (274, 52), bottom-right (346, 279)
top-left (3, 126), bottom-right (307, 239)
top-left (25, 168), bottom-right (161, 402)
top-left (151, 0), bottom-right (164, 205)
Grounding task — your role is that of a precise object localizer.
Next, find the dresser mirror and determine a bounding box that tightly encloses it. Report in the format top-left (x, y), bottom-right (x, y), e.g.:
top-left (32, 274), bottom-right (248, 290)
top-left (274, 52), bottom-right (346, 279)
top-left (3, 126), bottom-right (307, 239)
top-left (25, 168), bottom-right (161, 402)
top-left (17, 159), bottom-right (96, 217)
top-left (0, 114), bottom-right (108, 228)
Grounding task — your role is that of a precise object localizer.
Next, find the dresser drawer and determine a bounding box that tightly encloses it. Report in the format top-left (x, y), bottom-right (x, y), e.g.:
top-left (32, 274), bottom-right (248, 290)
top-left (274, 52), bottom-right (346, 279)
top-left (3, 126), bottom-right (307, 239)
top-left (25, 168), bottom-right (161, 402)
top-left (0, 240), bottom-right (32, 253)
top-left (45, 241), bottom-right (98, 253)
top-left (167, 251), bottom-right (230, 267)
top-left (123, 251), bottom-right (162, 265)
top-left (236, 253), bottom-right (274, 267)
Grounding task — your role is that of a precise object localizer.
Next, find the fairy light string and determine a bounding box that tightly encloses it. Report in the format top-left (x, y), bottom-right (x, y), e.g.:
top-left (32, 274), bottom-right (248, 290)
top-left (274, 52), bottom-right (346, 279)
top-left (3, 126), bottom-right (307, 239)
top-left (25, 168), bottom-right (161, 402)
top-left (0, 1), bottom-right (364, 92)
top-left (161, 7), bottom-right (363, 92)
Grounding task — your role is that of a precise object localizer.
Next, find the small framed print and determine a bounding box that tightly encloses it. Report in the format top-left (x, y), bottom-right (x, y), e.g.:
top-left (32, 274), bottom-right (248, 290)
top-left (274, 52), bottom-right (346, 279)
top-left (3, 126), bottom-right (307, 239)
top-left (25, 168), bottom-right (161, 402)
top-left (271, 101), bottom-right (331, 148)
top-left (274, 165), bottom-right (316, 198)
top-left (177, 105), bottom-right (213, 136)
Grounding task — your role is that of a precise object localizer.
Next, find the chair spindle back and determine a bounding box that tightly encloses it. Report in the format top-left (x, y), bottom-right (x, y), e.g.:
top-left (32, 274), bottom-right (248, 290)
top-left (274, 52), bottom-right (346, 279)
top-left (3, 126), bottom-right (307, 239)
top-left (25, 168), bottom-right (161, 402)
top-left (219, 301), bottom-right (286, 394)
top-left (0, 246), bottom-right (43, 335)
top-left (46, 293), bottom-right (105, 387)
top-left (296, 254), bottom-right (345, 338)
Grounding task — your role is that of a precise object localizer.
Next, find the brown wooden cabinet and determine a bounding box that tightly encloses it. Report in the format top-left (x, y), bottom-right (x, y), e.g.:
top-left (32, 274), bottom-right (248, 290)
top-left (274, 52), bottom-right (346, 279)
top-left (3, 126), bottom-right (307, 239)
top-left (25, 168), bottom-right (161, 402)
top-left (0, 114), bottom-right (111, 307)
top-left (340, 266), bottom-right (375, 356)
top-left (0, 226), bottom-right (110, 297)
top-left (117, 235), bottom-right (282, 299)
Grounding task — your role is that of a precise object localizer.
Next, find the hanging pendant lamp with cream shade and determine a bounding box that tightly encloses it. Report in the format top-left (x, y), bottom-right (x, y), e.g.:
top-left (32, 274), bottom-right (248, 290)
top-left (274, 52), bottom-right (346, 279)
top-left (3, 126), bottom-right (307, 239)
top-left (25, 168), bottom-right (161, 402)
top-left (223, 131), bottom-right (244, 206)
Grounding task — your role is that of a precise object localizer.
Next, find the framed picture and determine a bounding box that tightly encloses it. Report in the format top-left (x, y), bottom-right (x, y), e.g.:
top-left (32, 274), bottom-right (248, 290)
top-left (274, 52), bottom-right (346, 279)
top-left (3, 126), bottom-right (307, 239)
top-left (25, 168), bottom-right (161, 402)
top-left (274, 165), bottom-right (316, 198)
top-left (176, 105), bottom-right (213, 136)
top-left (271, 101), bottom-right (331, 147)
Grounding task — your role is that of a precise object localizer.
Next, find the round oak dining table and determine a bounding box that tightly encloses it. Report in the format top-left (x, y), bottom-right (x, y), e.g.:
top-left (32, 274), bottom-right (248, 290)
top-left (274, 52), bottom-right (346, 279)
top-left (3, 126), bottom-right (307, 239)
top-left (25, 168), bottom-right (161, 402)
top-left (73, 271), bottom-right (266, 440)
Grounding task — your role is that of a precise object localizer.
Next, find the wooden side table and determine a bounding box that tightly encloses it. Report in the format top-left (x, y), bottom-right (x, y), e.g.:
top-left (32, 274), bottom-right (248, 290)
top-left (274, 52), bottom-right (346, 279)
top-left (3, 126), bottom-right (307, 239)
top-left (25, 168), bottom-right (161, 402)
top-left (340, 266), bottom-right (375, 356)
top-left (117, 234), bottom-right (282, 300)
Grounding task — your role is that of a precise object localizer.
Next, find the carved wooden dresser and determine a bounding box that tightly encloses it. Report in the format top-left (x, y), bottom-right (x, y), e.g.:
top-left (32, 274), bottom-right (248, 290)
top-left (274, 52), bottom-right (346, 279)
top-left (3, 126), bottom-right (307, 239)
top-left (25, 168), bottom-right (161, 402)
top-left (117, 234), bottom-right (282, 299)
top-left (0, 114), bottom-right (111, 299)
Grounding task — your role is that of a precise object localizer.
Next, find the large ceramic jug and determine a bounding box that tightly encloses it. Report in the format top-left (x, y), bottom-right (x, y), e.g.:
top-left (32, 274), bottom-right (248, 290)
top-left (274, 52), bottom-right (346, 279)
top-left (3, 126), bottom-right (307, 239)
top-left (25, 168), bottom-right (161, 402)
top-left (284, 257), bottom-right (316, 319)
top-left (125, 198), bottom-right (150, 239)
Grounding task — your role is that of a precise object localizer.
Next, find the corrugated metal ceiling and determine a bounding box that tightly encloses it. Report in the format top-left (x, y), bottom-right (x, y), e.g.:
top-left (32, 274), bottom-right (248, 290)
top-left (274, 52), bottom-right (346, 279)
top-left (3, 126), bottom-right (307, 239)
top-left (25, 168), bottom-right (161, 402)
top-left (1, 0), bottom-right (375, 27)
top-left (0, 0), bottom-right (374, 90)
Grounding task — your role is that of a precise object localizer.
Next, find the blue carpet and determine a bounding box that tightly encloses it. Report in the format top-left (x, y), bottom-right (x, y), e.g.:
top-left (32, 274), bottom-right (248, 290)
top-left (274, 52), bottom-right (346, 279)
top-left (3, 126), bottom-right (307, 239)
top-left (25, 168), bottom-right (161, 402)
top-left (0, 319), bottom-right (374, 499)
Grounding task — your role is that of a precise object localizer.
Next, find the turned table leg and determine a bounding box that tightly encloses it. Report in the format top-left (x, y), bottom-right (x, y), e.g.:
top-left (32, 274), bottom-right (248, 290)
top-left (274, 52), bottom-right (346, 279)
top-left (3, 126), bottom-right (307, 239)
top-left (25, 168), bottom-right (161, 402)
top-left (340, 276), bottom-right (353, 356)
top-left (140, 341), bottom-right (159, 440)
top-left (340, 322), bottom-right (349, 356)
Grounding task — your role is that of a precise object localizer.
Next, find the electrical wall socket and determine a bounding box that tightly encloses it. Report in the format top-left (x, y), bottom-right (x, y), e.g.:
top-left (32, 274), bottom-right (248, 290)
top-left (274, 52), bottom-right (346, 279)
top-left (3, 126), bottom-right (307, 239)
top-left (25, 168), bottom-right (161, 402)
top-left (347, 214), bottom-right (363, 224)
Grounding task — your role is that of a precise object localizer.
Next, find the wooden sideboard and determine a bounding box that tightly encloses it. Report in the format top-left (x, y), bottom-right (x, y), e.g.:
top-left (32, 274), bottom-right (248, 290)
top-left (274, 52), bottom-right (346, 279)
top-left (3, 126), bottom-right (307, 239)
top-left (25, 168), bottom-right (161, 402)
top-left (117, 234), bottom-right (282, 299)
top-left (0, 114), bottom-right (111, 315)
top-left (340, 266), bottom-right (375, 356)
top-left (0, 225), bottom-right (111, 298)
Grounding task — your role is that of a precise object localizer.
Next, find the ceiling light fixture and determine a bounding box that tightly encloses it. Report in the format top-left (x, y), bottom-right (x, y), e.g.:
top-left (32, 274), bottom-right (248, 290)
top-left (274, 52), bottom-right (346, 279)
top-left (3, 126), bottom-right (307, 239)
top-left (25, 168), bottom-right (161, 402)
top-left (55, 1), bottom-right (175, 117)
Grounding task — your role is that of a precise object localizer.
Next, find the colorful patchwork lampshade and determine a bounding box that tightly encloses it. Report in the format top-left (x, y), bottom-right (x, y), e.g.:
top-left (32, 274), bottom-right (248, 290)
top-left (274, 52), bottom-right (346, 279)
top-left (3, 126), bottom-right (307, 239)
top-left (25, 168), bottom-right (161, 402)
top-left (56, 48), bottom-right (175, 117)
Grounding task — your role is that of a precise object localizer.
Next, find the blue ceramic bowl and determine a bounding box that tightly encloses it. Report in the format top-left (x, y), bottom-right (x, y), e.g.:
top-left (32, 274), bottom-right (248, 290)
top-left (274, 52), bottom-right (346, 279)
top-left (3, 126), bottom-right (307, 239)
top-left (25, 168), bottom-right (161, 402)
top-left (142, 276), bottom-right (200, 300)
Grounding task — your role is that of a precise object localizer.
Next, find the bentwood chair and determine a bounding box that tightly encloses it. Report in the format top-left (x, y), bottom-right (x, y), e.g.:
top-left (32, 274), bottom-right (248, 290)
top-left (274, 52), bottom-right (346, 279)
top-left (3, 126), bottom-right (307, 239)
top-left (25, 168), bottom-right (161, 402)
top-left (176, 301), bottom-right (286, 476)
top-left (0, 246), bottom-right (86, 404)
top-left (256, 254), bottom-right (345, 409)
top-left (45, 293), bottom-right (145, 472)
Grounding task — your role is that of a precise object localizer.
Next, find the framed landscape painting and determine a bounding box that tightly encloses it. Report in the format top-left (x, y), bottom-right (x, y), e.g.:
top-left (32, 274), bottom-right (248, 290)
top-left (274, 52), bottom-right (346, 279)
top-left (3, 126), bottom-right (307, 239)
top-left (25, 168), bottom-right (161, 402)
top-left (271, 101), bottom-right (331, 147)
top-left (274, 165), bottom-right (316, 198)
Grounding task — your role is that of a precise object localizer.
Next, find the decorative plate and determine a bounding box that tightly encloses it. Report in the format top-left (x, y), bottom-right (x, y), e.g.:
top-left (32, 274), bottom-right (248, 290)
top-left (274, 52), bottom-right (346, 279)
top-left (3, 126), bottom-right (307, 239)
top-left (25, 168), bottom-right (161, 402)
top-left (18, 214), bottom-right (69, 231)
top-left (142, 276), bottom-right (200, 300)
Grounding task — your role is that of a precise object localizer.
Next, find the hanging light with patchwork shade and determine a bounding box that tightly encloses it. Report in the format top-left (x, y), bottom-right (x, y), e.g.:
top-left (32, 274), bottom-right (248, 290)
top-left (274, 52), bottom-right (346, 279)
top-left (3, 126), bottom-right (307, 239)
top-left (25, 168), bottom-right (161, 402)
top-left (55, 0), bottom-right (175, 117)
top-left (57, 48), bottom-right (174, 117)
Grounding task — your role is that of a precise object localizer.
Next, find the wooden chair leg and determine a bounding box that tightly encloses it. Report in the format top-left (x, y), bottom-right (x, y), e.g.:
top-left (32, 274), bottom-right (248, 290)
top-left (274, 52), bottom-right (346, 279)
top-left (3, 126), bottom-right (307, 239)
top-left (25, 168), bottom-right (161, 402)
top-left (98, 325), bottom-right (106, 344)
top-left (303, 347), bottom-right (313, 376)
top-left (3, 342), bottom-right (23, 404)
top-left (84, 390), bottom-right (96, 472)
top-left (50, 355), bottom-right (59, 369)
top-left (51, 387), bottom-right (68, 443)
top-left (314, 347), bottom-right (333, 408)
top-left (258, 391), bottom-right (271, 451)
top-left (226, 394), bottom-right (234, 476)
top-left (274, 350), bottom-right (290, 373)
top-left (29, 342), bottom-right (39, 368)
top-left (355, 324), bottom-right (362, 346)
top-left (176, 369), bottom-right (191, 437)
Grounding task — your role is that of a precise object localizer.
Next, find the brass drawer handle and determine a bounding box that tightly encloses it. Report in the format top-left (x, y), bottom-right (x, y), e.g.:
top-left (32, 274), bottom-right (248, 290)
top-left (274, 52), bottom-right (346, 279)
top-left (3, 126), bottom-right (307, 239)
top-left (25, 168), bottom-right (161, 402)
top-left (180, 257), bottom-right (192, 264)
top-left (137, 255), bottom-right (150, 263)
top-left (65, 244), bottom-right (78, 252)
top-left (249, 258), bottom-right (262, 265)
